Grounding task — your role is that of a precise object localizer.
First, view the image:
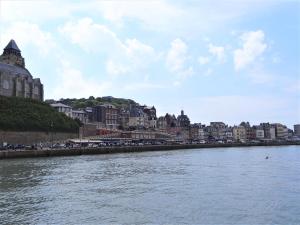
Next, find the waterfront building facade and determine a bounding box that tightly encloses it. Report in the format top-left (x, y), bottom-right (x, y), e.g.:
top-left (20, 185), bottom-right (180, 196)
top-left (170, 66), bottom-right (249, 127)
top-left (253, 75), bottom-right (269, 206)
top-left (294, 124), bottom-right (300, 137)
top-left (0, 40), bottom-right (43, 101)
top-left (92, 104), bottom-right (118, 129)
top-left (233, 126), bottom-right (246, 142)
top-left (273, 123), bottom-right (288, 140)
top-left (254, 126), bottom-right (265, 140)
top-left (50, 103), bottom-right (72, 117)
top-left (177, 110), bottom-right (190, 128)
top-left (260, 123), bottom-right (276, 140)
top-left (72, 110), bottom-right (88, 124)
top-left (128, 107), bottom-right (149, 129)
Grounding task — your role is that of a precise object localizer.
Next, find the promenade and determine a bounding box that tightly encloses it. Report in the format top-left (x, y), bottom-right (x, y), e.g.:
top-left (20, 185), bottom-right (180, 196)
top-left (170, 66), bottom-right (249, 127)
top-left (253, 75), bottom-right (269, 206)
top-left (1, 141), bottom-right (299, 160)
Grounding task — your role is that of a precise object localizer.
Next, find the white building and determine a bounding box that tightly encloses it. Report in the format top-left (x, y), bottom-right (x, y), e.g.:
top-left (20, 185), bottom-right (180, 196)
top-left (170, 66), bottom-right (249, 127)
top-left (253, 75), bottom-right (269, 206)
top-left (128, 107), bottom-right (149, 129)
top-left (255, 128), bottom-right (265, 139)
top-left (72, 109), bottom-right (88, 124)
top-left (233, 126), bottom-right (246, 142)
top-left (294, 124), bottom-right (300, 137)
top-left (269, 127), bottom-right (276, 140)
top-left (50, 103), bottom-right (72, 117)
top-left (273, 123), bottom-right (288, 140)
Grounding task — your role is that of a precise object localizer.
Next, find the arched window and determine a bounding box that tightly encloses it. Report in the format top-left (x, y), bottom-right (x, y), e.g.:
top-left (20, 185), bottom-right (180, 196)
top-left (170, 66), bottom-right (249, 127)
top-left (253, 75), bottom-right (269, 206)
top-left (3, 80), bottom-right (9, 89)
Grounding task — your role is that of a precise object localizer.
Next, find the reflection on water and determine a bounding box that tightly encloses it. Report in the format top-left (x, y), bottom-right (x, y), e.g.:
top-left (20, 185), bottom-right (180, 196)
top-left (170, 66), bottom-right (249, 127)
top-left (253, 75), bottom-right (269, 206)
top-left (1, 146), bottom-right (300, 224)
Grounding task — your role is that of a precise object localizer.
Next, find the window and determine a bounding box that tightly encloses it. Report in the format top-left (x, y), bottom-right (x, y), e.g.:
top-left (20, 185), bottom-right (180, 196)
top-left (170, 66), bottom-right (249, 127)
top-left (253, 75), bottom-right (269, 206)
top-left (2, 80), bottom-right (9, 89)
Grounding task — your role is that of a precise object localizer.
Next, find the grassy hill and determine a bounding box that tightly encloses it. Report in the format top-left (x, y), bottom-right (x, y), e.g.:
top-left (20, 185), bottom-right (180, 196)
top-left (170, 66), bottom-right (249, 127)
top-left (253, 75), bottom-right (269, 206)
top-left (0, 96), bottom-right (80, 132)
top-left (49, 96), bottom-right (138, 109)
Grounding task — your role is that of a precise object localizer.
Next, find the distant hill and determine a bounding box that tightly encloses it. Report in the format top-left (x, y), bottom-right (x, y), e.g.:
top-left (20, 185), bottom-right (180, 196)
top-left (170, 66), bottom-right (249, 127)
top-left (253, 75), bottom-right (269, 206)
top-left (0, 96), bottom-right (80, 132)
top-left (48, 96), bottom-right (139, 109)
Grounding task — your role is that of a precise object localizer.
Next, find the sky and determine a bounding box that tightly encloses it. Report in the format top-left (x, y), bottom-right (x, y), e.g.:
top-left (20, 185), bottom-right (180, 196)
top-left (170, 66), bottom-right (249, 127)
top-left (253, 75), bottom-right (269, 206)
top-left (0, 0), bottom-right (299, 128)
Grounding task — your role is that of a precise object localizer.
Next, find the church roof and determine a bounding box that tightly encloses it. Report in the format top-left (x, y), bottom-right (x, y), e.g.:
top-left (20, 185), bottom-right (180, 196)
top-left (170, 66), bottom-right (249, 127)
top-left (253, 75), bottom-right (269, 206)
top-left (0, 62), bottom-right (31, 77)
top-left (4, 39), bottom-right (21, 52)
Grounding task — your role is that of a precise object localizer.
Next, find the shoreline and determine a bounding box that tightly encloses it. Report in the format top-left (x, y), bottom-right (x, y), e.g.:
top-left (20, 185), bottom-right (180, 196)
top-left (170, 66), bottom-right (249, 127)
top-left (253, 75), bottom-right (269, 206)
top-left (0, 142), bottom-right (299, 160)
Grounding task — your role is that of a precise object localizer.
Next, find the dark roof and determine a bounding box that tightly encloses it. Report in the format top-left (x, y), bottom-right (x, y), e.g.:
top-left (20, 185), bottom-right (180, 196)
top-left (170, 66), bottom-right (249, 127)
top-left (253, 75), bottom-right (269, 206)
top-left (0, 62), bottom-right (31, 77)
top-left (4, 39), bottom-right (21, 52)
top-left (130, 107), bottom-right (144, 117)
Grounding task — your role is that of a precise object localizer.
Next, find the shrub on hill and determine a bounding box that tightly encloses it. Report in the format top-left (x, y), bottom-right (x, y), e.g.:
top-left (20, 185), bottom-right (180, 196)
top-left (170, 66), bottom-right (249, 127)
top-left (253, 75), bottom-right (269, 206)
top-left (0, 96), bottom-right (80, 133)
top-left (57, 96), bottom-right (137, 109)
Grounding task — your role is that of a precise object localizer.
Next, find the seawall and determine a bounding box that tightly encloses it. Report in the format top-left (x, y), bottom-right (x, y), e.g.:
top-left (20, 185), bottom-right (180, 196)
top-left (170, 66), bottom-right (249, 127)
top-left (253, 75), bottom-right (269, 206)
top-left (0, 131), bottom-right (78, 145)
top-left (0, 142), bottom-right (299, 159)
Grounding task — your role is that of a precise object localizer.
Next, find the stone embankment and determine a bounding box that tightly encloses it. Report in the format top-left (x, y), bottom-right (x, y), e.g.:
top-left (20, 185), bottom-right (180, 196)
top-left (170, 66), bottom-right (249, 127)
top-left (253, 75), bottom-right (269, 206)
top-left (0, 131), bottom-right (78, 145)
top-left (0, 142), bottom-right (299, 160)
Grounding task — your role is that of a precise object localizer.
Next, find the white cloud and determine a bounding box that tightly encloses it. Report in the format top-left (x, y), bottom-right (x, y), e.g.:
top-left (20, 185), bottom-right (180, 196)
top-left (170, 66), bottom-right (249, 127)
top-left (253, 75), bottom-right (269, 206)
top-left (0, 0), bottom-right (286, 37)
top-left (233, 30), bottom-right (267, 71)
top-left (94, 0), bottom-right (285, 37)
top-left (0, 1), bottom-right (73, 23)
top-left (96, 1), bottom-right (184, 30)
top-left (59, 18), bottom-right (157, 75)
top-left (124, 38), bottom-right (156, 68)
top-left (198, 56), bottom-right (211, 65)
top-left (208, 44), bottom-right (226, 63)
top-left (105, 60), bottom-right (130, 76)
top-left (0, 22), bottom-right (56, 56)
top-left (166, 38), bottom-right (193, 78)
top-left (53, 60), bottom-right (112, 99)
top-left (59, 18), bottom-right (124, 53)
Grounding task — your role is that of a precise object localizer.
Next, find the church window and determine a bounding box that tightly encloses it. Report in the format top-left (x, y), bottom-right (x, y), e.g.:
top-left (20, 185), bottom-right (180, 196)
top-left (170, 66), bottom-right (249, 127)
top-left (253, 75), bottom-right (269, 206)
top-left (3, 80), bottom-right (9, 89)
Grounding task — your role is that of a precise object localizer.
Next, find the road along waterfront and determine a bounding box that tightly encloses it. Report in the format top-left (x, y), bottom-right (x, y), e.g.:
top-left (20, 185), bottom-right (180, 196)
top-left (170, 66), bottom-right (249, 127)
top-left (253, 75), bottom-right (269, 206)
top-left (0, 145), bottom-right (299, 224)
top-left (0, 142), bottom-right (299, 159)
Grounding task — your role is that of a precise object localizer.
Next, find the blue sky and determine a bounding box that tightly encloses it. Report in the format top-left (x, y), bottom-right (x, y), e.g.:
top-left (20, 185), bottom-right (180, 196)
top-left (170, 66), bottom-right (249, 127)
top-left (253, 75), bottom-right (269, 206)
top-left (0, 0), bottom-right (299, 127)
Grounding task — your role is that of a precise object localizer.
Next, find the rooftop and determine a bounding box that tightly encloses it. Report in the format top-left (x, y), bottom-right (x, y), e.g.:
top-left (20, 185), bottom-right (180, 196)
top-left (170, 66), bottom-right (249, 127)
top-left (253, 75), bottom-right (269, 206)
top-left (50, 103), bottom-right (72, 108)
top-left (4, 39), bottom-right (21, 52)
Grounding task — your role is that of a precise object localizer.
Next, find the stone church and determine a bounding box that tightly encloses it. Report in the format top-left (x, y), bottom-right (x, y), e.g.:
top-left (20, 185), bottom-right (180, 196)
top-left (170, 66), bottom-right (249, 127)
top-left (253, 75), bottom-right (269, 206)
top-left (0, 39), bottom-right (43, 101)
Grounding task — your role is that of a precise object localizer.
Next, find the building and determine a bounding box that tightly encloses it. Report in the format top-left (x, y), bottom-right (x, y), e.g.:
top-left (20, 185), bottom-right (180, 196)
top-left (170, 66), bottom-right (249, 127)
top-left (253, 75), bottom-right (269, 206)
top-left (225, 127), bottom-right (233, 141)
top-left (118, 108), bottom-right (130, 129)
top-left (0, 39), bottom-right (43, 101)
top-left (177, 110), bottom-right (190, 128)
top-left (273, 123), bottom-right (288, 140)
top-left (85, 107), bottom-right (93, 123)
top-left (240, 122), bottom-right (255, 140)
top-left (189, 124), bottom-right (200, 140)
top-left (157, 116), bottom-right (167, 131)
top-left (92, 104), bottom-right (118, 129)
top-left (72, 109), bottom-right (88, 124)
top-left (105, 104), bottom-right (118, 130)
top-left (294, 124), bottom-right (300, 137)
top-left (260, 123), bottom-right (276, 140)
top-left (50, 103), bottom-right (72, 117)
top-left (199, 127), bottom-right (206, 140)
top-left (142, 106), bottom-right (157, 129)
top-left (253, 126), bottom-right (265, 140)
top-left (210, 122), bottom-right (227, 140)
top-left (233, 126), bottom-right (246, 142)
top-left (128, 107), bottom-right (149, 129)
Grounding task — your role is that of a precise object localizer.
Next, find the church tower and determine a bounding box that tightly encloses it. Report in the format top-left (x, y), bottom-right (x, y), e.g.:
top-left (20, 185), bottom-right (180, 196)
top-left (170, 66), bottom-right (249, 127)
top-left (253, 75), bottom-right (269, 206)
top-left (0, 39), bottom-right (25, 67)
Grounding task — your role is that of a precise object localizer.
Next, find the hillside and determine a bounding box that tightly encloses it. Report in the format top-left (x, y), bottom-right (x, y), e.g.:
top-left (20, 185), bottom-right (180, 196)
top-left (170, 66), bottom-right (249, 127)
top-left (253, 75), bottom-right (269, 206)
top-left (0, 96), bottom-right (80, 132)
top-left (48, 96), bottom-right (139, 109)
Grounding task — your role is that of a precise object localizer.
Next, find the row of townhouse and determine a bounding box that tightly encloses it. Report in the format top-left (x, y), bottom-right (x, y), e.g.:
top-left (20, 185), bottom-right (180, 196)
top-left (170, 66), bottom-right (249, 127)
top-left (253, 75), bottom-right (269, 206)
top-left (50, 102), bottom-right (299, 141)
top-left (184, 122), bottom-right (294, 142)
top-left (50, 102), bottom-right (158, 130)
top-left (231, 122), bottom-right (291, 142)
